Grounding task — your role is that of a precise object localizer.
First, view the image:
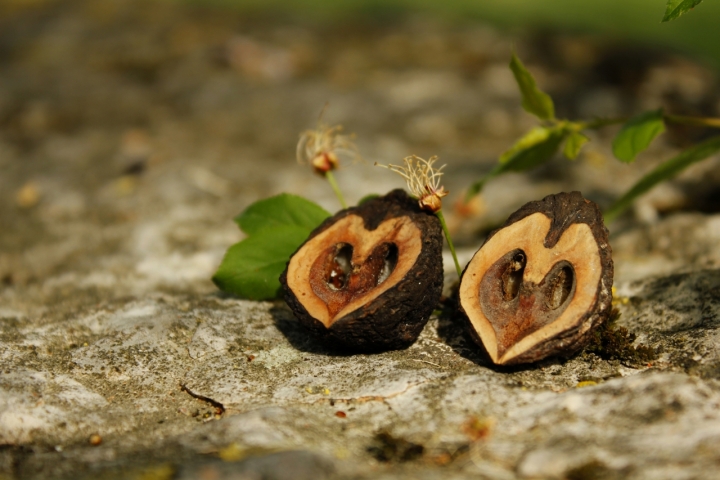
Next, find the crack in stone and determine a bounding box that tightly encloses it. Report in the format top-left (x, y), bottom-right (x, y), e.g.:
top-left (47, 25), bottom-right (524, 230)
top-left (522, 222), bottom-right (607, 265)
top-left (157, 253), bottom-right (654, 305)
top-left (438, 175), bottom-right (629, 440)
top-left (311, 380), bottom-right (432, 405)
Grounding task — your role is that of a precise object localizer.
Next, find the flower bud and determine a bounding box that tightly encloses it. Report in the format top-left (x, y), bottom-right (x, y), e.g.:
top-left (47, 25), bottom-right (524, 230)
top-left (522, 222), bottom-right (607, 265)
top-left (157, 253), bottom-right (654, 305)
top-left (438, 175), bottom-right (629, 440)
top-left (419, 190), bottom-right (447, 213)
top-left (311, 151), bottom-right (339, 175)
top-left (297, 123), bottom-right (358, 175)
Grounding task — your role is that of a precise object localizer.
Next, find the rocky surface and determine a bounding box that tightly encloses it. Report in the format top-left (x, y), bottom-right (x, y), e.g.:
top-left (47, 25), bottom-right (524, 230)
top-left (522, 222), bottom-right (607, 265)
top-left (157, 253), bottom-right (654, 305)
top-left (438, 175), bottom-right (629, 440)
top-left (2, 0), bottom-right (720, 479)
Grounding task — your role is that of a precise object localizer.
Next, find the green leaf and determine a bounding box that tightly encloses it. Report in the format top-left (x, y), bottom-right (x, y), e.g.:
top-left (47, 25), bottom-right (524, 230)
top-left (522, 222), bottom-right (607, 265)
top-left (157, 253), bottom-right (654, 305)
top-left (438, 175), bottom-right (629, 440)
top-left (235, 193), bottom-right (330, 236)
top-left (212, 225), bottom-right (310, 300)
top-left (217, 193), bottom-right (330, 299)
top-left (358, 194), bottom-right (380, 205)
top-left (509, 53), bottom-right (555, 120)
top-left (563, 131), bottom-right (590, 160)
top-left (499, 126), bottom-right (567, 170)
top-left (612, 109), bottom-right (666, 163)
top-left (605, 135), bottom-right (720, 222)
top-left (662, 0), bottom-right (703, 22)
top-left (465, 126), bottom-right (566, 201)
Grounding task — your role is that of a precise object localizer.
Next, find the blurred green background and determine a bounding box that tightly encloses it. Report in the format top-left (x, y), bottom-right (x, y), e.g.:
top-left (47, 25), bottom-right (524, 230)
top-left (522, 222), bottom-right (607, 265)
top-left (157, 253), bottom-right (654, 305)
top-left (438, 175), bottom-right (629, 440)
top-left (182, 0), bottom-right (720, 68)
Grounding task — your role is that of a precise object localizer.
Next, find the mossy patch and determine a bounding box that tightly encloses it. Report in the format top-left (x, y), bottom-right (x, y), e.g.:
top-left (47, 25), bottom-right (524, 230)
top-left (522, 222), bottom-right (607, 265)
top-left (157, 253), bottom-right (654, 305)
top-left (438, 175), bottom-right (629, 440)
top-left (585, 309), bottom-right (656, 365)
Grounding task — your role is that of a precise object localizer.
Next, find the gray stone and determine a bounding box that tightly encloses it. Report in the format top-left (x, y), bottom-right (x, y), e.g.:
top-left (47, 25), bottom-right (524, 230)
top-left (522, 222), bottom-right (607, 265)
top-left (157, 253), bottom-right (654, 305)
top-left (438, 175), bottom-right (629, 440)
top-left (2, 1), bottom-right (720, 479)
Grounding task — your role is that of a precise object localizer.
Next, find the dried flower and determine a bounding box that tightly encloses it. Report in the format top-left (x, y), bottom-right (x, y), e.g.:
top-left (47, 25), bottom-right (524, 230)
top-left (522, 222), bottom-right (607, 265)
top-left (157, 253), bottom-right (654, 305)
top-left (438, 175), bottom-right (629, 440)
top-left (376, 154), bottom-right (462, 277)
top-left (297, 124), bottom-right (358, 175)
top-left (376, 155), bottom-right (448, 213)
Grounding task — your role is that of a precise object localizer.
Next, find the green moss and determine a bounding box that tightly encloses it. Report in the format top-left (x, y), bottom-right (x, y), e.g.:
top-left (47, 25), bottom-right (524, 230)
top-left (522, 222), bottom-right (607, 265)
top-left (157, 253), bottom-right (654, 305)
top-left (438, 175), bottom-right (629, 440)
top-left (585, 309), bottom-right (657, 365)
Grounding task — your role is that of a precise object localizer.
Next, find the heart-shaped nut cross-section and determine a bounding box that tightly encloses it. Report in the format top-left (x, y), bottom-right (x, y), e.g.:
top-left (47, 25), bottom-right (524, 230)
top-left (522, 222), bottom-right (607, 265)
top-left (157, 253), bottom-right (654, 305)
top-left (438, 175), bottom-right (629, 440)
top-left (459, 192), bottom-right (613, 365)
top-left (280, 189), bottom-right (444, 352)
top-left (289, 214), bottom-right (421, 326)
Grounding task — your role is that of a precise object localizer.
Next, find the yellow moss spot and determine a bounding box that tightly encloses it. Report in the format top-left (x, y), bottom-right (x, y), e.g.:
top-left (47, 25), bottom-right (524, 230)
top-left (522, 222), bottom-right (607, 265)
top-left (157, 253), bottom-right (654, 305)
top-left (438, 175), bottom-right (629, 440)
top-left (323, 388), bottom-right (330, 395)
top-left (612, 296), bottom-right (630, 306)
top-left (334, 447), bottom-right (350, 459)
top-left (611, 286), bottom-right (630, 306)
top-left (576, 380), bottom-right (598, 388)
top-left (16, 182), bottom-right (40, 208)
top-left (135, 464), bottom-right (174, 480)
top-left (114, 175), bottom-right (137, 196)
top-left (218, 443), bottom-right (248, 462)
top-left (305, 387), bottom-right (312, 394)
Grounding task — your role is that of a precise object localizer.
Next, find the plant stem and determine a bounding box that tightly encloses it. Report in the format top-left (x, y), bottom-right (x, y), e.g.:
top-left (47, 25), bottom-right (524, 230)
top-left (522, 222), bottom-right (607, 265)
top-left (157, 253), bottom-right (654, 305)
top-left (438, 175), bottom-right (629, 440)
top-left (580, 117), bottom-right (628, 130)
top-left (604, 134), bottom-right (720, 223)
top-left (580, 114), bottom-right (720, 130)
top-left (325, 171), bottom-right (348, 209)
top-left (664, 114), bottom-right (720, 129)
top-left (436, 209), bottom-right (462, 278)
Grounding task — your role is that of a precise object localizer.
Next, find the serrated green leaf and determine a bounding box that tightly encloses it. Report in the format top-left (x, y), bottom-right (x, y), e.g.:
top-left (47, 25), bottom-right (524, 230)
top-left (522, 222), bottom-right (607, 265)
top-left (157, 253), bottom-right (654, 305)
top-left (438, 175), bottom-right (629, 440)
top-left (510, 53), bottom-right (555, 120)
top-left (605, 135), bottom-right (720, 222)
top-left (563, 131), bottom-right (590, 160)
top-left (234, 193), bottom-right (330, 236)
top-left (499, 126), bottom-right (567, 170)
top-left (612, 109), bottom-right (665, 163)
top-left (212, 225), bottom-right (310, 300)
top-left (662, 0), bottom-right (703, 22)
top-left (465, 126), bottom-right (566, 201)
top-left (216, 193), bottom-right (329, 299)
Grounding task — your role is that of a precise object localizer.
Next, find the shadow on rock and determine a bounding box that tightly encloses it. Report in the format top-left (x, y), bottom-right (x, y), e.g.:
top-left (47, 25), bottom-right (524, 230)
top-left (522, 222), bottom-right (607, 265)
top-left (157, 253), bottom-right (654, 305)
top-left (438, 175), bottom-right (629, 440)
top-left (436, 303), bottom-right (578, 374)
top-left (269, 303), bottom-right (356, 356)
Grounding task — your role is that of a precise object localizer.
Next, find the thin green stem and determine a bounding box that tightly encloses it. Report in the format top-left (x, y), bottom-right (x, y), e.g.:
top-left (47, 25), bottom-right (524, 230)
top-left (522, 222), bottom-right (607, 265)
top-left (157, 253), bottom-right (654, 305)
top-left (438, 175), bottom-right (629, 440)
top-left (578, 116), bottom-right (628, 130)
top-left (324, 170), bottom-right (348, 209)
top-left (436, 209), bottom-right (462, 278)
top-left (578, 114), bottom-right (720, 131)
top-left (664, 114), bottom-right (720, 129)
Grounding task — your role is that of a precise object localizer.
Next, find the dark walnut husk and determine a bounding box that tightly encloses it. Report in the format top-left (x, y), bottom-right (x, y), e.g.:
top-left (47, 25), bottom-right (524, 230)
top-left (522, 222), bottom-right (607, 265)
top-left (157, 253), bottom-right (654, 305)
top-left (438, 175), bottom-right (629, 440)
top-left (280, 189), bottom-right (444, 352)
top-left (458, 191), bottom-right (613, 365)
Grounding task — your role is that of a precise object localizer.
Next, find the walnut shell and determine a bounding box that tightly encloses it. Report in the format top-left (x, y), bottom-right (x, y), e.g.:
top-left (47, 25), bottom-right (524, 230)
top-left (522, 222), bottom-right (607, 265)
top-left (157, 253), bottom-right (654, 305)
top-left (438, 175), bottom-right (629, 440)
top-left (280, 189), bottom-right (444, 352)
top-left (458, 191), bottom-right (613, 365)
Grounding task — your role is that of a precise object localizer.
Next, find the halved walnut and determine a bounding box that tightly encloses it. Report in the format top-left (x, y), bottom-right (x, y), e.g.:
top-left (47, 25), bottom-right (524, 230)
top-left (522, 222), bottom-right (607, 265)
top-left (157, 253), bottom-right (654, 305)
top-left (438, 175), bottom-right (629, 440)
top-left (280, 189), bottom-right (444, 351)
top-left (459, 192), bottom-right (613, 365)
